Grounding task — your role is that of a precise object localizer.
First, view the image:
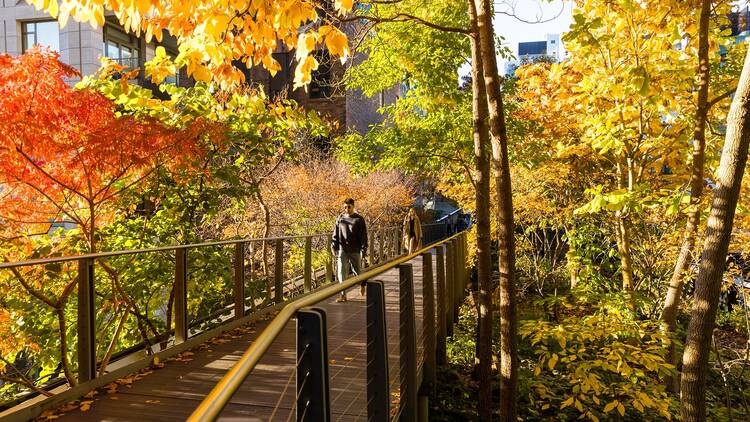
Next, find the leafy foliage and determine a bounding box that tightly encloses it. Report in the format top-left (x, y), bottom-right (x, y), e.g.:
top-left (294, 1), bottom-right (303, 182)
top-left (520, 294), bottom-right (677, 421)
top-left (26, 0), bottom-right (353, 87)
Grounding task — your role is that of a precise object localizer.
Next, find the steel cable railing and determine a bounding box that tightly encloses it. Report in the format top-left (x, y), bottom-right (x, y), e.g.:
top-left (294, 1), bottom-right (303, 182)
top-left (187, 228), bottom-right (469, 422)
top-left (0, 227), bottom-right (403, 418)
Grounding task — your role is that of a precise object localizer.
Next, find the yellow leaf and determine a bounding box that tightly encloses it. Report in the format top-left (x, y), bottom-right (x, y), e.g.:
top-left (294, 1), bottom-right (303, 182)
top-left (47, 0), bottom-right (59, 18)
top-left (295, 32), bottom-right (318, 62)
top-left (93, 7), bottom-right (105, 28)
top-left (617, 402), bottom-right (625, 416)
top-left (548, 353), bottom-right (558, 370)
top-left (192, 64), bottom-right (212, 83)
top-left (293, 55), bottom-right (318, 88)
top-left (321, 25), bottom-right (350, 63)
top-left (604, 400), bottom-right (618, 413)
top-left (79, 400), bottom-right (93, 412)
top-left (561, 396), bottom-right (574, 409)
top-left (633, 399), bottom-right (644, 412)
top-left (135, 0), bottom-right (151, 15)
top-left (204, 14), bottom-right (231, 39)
top-left (334, 0), bottom-right (353, 14)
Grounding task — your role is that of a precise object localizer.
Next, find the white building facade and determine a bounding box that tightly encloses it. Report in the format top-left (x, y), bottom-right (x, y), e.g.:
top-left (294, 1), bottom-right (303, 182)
top-left (504, 33), bottom-right (564, 75)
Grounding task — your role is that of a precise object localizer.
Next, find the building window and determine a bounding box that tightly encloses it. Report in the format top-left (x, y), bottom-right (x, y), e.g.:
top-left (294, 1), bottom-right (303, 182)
top-left (309, 50), bottom-right (332, 99)
top-left (21, 21), bottom-right (60, 52)
top-left (270, 51), bottom-right (293, 98)
top-left (103, 24), bottom-right (140, 69)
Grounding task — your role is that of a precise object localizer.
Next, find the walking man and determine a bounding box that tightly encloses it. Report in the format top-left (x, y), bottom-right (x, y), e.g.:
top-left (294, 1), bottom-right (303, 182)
top-left (331, 198), bottom-right (368, 302)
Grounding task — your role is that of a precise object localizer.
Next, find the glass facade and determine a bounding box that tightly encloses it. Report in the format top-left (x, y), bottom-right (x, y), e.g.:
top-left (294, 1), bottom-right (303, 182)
top-left (21, 21), bottom-right (60, 52)
top-left (518, 41), bottom-right (547, 56)
top-left (103, 24), bottom-right (140, 69)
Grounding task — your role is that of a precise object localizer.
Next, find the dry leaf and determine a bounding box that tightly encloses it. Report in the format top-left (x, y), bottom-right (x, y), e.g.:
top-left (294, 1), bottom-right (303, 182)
top-left (79, 401), bottom-right (93, 412)
top-left (145, 399), bottom-right (161, 404)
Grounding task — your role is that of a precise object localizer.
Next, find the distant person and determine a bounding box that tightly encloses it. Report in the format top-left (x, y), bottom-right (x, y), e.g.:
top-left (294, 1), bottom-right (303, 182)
top-left (331, 198), bottom-right (368, 302)
top-left (448, 212), bottom-right (458, 234)
top-left (402, 207), bottom-right (422, 254)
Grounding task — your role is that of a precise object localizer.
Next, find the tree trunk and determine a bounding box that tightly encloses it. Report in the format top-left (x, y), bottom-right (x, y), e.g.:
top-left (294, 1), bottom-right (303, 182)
top-left (680, 47), bottom-right (750, 422)
top-left (616, 213), bottom-right (635, 291)
top-left (256, 190), bottom-right (271, 278)
top-left (663, 0), bottom-right (711, 392)
top-left (474, 0), bottom-right (518, 419)
top-left (468, 3), bottom-right (494, 418)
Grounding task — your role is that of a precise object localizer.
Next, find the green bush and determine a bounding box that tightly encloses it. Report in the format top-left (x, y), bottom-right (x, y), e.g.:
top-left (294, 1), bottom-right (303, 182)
top-left (520, 294), bottom-right (677, 421)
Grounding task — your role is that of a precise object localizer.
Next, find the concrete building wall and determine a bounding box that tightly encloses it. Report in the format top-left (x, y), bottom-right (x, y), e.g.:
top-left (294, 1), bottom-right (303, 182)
top-left (1, 3), bottom-right (391, 135)
top-left (1, 1), bottom-right (104, 80)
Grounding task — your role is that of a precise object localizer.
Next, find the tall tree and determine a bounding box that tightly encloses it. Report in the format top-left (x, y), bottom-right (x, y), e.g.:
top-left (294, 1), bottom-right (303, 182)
top-left (662, 0), bottom-right (711, 391)
top-left (468, 0), bottom-right (493, 417)
top-left (680, 45), bottom-right (750, 422)
top-left (473, 0), bottom-right (518, 418)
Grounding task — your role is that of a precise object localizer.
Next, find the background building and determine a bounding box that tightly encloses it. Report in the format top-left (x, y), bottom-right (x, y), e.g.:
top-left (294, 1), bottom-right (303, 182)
top-left (0, 3), bottom-right (392, 137)
top-left (504, 33), bottom-right (564, 75)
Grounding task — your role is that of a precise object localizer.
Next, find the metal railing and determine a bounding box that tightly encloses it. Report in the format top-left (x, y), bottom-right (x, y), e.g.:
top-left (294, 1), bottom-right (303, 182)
top-left (188, 229), bottom-right (469, 422)
top-left (0, 226), bottom-right (404, 414)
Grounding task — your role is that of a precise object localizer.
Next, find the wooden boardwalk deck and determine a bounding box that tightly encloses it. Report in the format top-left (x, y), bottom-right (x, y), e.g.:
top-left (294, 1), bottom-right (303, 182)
top-left (52, 255), bottom-right (431, 422)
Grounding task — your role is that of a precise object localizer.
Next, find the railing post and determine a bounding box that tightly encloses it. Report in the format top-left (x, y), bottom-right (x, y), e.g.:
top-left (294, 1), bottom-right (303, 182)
top-left (380, 229), bottom-right (388, 262)
top-left (274, 239), bottom-right (284, 303)
top-left (297, 308), bottom-right (331, 422)
top-left (248, 242), bottom-right (256, 312)
top-left (389, 228), bottom-right (395, 259)
top-left (77, 257), bottom-right (96, 383)
top-left (384, 229), bottom-right (390, 260)
top-left (445, 241), bottom-right (454, 337)
top-left (325, 248), bottom-right (333, 284)
top-left (435, 246), bottom-right (447, 365)
top-left (421, 252), bottom-right (436, 389)
top-left (234, 242), bottom-right (245, 320)
top-left (174, 248), bottom-right (188, 344)
top-left (453, 236), bottom-right (463, 321)
top-left (398, 263), bottom-right (417, 422)
top-left (395, 227), bottom-right (401, 255)
top-left (304, 237), bottom-right (312, 292)
top-left (367, 280), bottom-right (390, 422)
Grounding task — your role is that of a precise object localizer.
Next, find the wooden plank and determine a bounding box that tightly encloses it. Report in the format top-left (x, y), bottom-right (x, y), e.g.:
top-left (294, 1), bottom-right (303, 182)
top-left (47, 256), bottom-right (428, 422)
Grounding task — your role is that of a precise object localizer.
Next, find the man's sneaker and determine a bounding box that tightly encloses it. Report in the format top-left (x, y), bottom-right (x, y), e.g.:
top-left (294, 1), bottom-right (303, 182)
top-left (336, 293), bottom-right (347, 302)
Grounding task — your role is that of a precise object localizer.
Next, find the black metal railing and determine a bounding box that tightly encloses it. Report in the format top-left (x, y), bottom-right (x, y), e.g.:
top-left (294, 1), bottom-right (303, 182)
top-left (187, 228), bottom-right (469, 422)
top-left (0, 226), bottom-right (406, 415)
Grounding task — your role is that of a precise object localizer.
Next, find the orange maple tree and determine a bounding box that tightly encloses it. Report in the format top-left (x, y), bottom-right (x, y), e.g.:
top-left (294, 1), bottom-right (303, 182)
top-left (0, 48), bottom-right (201, 254)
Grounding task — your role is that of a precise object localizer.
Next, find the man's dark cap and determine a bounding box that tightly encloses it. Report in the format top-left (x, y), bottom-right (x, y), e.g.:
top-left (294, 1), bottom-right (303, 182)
top-left (344, 198), bottom-right (355, 206)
